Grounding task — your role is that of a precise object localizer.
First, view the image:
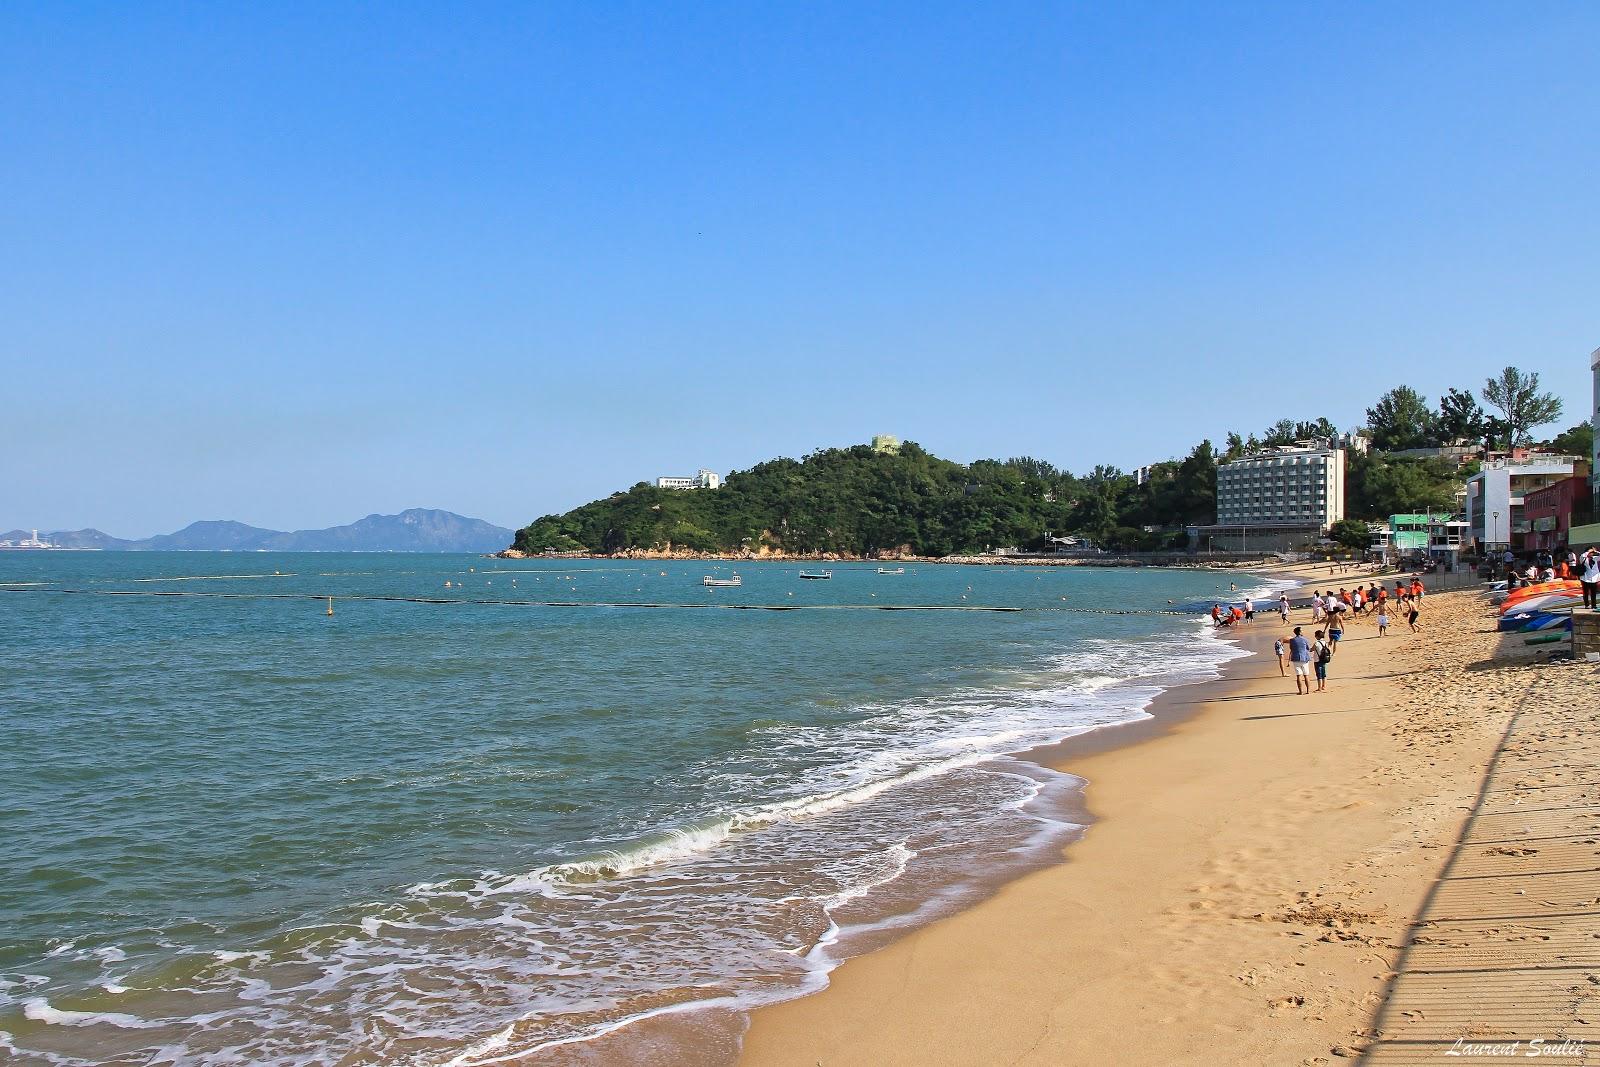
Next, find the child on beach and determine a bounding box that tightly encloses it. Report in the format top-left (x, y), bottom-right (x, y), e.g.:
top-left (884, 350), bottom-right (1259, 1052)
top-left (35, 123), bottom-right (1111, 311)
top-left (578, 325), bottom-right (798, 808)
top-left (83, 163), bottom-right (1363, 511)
top-left (1274, 638), bottom-right (1286, 676)
top-left (1407, 595), bottom-right (1423, 633)
top-left (1278, 593), bottom-right (1290, 622)
top-left (1328, 613), bottom-right (1344, 652)
top-left (1377, 605), bottom-right (1390, 636)
top-left (1313, 629), bottom-right (1331, 692)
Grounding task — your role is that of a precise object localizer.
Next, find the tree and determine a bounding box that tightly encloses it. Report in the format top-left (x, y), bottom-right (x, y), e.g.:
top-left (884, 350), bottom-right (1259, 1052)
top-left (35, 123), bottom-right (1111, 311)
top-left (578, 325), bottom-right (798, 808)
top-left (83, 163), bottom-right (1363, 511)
top-left (1261, 418), bottom-right (1298, 447)
top-left (1328, 518), bottom-right (1372, 553)
top-left (1481, 366), bottom-right (1563, 448)
top-left (1350, 455), bottom-right (1460, 519)
top-left (1436, 387), bottom-right (1487, 444)
top-left (1365, 386), bottom-right (1437, 452)
top-left (1547, 421), bottom-right (1595, 460)
top-left (1293, 417), bottom-right (1340, 443)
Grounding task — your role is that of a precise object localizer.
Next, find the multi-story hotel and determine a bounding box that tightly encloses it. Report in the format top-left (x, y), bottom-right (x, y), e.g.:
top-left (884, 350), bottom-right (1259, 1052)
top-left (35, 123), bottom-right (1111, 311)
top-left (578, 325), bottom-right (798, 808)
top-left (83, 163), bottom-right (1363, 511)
top-left (1215, 445), bottom-right (1347, 531)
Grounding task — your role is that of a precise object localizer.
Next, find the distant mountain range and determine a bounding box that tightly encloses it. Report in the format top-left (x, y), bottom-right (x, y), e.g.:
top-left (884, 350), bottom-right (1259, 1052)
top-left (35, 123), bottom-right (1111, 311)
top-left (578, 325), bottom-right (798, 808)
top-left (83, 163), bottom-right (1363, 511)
top-left (4, 509), bottom-right (514, 553)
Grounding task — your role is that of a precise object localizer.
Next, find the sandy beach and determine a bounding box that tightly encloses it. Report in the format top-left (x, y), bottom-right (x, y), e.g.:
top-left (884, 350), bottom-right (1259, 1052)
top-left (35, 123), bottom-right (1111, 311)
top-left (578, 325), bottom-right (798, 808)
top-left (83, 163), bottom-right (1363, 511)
top-left (741, 572), bottom-right (1598, 1065)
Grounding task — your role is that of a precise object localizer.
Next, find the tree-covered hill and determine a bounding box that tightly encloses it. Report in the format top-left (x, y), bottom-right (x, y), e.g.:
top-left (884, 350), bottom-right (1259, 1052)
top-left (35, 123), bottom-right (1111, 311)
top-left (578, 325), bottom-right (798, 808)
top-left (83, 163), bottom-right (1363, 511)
top-left (511, 366), bottom-right (1569, 558)
top-left (511, 441), bottom-right (1218, 557)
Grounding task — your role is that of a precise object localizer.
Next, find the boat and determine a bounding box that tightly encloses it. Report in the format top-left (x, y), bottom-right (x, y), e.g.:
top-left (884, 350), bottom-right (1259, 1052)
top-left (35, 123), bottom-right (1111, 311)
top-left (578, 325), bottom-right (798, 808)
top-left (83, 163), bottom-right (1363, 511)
top-left (798, 570), bottom-right (832, 580)
top-left (702, 574), bottom-right (742, 587)
top-left (876, 567), bottom-right (905, 575)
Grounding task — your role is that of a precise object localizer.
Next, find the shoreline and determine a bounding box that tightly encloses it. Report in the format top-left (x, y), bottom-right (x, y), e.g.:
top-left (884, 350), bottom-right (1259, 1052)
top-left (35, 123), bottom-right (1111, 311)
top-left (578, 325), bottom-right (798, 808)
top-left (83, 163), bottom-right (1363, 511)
top-left (459, 570), bottom-right (1286, 1066)
top-left (736, 571), bottom-right (1531, 1065)
top-left (495, 549), bottom-right (1274, 570)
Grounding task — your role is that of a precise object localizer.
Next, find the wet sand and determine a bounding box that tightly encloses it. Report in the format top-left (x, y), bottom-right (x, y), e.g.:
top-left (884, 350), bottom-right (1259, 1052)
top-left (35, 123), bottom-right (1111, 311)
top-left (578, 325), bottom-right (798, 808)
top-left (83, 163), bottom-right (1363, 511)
top-left (741, 578), bottom-right (1592, 1065)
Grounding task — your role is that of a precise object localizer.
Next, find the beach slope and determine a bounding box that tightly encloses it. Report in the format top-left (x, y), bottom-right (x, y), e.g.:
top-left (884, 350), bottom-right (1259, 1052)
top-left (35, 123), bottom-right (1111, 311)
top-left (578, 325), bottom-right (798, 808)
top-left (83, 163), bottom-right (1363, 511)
top-left (741, 588), bottom-right (1578, 1065)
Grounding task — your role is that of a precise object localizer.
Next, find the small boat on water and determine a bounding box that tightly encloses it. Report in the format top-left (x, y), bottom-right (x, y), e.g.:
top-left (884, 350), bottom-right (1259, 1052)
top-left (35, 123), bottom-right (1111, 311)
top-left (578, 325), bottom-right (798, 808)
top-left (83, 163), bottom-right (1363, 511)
top-left (702, 574), bottom-right (742, 587)
top-left (798, 570), bottom-right (832, 580)
top-left (876, 567), bottom-right (905, 575)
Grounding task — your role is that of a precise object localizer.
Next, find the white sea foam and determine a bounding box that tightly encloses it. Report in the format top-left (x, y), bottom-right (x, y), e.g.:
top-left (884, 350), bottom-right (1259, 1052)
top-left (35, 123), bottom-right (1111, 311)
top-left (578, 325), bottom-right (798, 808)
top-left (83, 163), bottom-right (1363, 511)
top-left (22, 997), bottom-right (160, 1029)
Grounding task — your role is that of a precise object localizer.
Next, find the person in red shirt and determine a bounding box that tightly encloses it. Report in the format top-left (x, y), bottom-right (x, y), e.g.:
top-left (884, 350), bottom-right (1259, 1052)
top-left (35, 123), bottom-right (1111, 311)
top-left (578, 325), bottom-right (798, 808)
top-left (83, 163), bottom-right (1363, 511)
top-left (1410, 578), bottom-right (1423, 599)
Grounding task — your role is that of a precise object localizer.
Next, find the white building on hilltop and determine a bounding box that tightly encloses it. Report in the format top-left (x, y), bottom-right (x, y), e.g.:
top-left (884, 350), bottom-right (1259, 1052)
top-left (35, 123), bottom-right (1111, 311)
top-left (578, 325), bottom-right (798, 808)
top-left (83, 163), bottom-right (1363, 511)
top-left (1216, 445), bottom-right (1347, 530)
top-left (656, 469), bottom-right (722, 490)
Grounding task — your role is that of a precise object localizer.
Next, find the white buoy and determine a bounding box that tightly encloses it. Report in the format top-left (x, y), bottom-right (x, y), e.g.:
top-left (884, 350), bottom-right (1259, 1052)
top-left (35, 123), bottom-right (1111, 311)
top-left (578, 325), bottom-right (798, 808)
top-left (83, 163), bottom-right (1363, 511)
top-left (326, 596), bottom-right (334, 616)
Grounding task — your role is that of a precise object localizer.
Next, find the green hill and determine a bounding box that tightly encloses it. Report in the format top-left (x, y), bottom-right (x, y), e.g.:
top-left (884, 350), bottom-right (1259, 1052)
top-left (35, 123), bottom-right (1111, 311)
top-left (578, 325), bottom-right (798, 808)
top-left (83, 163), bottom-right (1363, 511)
top-left (511, 441), bottom-right (1219, 557)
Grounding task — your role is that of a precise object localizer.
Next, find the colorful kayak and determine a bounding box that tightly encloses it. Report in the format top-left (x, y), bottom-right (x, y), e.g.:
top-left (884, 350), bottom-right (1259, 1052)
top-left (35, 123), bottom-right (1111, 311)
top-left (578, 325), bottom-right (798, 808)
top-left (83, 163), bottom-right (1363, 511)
top-left (1501, 580), bottom-right (1582, 612)
top-left (1510, 593), bottom-right (1583, 615)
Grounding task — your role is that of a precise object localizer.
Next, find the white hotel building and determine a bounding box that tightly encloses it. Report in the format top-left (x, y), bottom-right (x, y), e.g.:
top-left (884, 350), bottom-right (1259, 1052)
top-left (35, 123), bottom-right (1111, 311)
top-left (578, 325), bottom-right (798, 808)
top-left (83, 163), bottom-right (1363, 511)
top-left (655, 469), bottom-right (722, 490)
top-left (1209, 445), bottom-right (1347, 549)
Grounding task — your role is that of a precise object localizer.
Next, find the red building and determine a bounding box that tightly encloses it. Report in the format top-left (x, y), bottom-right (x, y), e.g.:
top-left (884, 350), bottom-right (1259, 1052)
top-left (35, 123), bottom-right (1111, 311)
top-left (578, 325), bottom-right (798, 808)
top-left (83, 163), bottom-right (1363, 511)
top-left (1521, 476), bottom-right (1589, 552)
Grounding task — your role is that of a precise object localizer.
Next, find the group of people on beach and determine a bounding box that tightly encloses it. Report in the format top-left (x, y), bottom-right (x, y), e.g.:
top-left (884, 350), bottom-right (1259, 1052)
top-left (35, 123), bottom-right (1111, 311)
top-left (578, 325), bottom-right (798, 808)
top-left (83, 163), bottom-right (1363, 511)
top-left (1261, 577), bottom-right (1427, 694)
top-left (1505, 546), bottom-right (1600, 610)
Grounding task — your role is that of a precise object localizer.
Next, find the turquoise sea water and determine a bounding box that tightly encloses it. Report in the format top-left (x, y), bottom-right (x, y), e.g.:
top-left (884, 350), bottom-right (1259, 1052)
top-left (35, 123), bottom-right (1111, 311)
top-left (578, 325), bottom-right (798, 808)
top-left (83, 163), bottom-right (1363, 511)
top-left (0, 554), bottom-right (1269, 1065)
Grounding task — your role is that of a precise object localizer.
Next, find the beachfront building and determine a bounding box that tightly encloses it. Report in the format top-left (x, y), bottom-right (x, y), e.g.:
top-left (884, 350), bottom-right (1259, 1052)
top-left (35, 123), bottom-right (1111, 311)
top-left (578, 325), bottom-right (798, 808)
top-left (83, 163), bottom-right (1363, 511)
top-left (1593, 346), bottom-right (1600, 514)
top-left (1194, 444), bottom-right (1347, 553)
top-left (1427, 516), bottom-right (1470, 566)
top-left (655, 469), bottom-right (722, 490)
top-left (1522, 477), bottom-right (1590, 553)
top-left (1215, 445), bottom-right (1347, 529)
top-left (1575, 346), bottom-right (1600, 549)
top-left (1464, 453), bottom-right (1588, 555)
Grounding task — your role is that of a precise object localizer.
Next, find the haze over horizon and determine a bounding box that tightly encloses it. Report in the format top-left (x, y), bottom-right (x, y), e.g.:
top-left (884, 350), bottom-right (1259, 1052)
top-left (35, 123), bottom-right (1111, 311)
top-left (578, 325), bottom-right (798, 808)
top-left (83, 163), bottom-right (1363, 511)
top-left (4, 4), bottom-right (1596, 534)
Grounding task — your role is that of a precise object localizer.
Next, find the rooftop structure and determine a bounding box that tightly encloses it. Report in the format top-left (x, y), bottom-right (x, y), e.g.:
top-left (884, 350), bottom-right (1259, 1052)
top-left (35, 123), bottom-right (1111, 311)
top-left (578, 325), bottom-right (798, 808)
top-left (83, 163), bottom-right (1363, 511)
top-left (871, 434), bottom-right (900, 455)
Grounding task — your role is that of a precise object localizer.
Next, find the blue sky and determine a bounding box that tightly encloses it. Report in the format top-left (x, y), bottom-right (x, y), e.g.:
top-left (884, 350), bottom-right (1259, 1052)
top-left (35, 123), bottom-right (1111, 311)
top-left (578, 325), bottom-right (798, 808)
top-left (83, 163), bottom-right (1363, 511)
top-left (3, 3), bottom-right (1596, 535)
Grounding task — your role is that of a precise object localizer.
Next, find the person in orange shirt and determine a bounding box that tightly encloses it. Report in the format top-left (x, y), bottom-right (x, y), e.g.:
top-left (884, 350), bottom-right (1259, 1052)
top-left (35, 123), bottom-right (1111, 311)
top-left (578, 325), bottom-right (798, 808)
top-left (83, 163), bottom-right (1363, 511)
top-left (1410, 577), bottom-right (1424, 599)
top-left (1557, 560), bottom-right (1571, 580)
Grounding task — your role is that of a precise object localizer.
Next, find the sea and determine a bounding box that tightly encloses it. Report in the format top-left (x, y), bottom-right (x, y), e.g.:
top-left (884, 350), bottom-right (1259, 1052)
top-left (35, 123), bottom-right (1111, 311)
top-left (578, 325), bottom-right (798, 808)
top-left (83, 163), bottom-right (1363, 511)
top-left (0, 553), bottom-right (1279, 1066)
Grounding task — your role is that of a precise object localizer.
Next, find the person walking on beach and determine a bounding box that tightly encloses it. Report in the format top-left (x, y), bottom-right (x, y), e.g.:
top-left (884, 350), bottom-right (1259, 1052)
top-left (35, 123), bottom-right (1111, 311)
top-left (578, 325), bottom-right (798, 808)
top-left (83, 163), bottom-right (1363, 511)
top-left (1312, 630), bottom-right (1332, 692)
top-left (1288, 626), bottom-right (1313, 695)
top-left (1406, 594), bottom-right (1423, 633)
top-left (1274, 637), bottom-right (1287, 676)
top-left (1279, 592), bottom-right (1291, 622)
top-left (1410, 577), bottom-right (1424, 601)
top-left (1580, 548), bottom-right (1600, 610)
top-left (1377, 603), bottom-right (1390, 636)
top-left (1244, 596), bottom-right (1254, 623)
top-left (1327, 611), bottom-right (1344, 653)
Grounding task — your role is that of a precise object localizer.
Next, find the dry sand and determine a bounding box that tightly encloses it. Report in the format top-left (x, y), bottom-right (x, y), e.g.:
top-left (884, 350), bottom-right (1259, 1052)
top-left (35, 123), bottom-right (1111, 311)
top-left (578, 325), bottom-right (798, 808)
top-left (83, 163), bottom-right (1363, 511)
top-left (740, 579), bottom-right (1599, 1065)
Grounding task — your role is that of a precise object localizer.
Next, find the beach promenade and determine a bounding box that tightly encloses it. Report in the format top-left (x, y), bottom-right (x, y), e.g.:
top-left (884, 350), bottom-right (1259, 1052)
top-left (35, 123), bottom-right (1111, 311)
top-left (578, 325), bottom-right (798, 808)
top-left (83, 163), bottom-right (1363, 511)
top-left (741, 578), bottom-right (1598, 1065)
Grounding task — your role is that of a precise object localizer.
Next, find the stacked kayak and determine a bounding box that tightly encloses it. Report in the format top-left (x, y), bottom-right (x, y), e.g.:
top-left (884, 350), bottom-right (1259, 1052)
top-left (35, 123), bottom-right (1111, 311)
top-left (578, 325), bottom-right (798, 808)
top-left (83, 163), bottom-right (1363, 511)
top-left (1498, 610), bottom-right (1571, 632)
top-left (1496, 580), bottom-right (1579, 643)
top-left (1499, 580), bottom-right (1584, 616)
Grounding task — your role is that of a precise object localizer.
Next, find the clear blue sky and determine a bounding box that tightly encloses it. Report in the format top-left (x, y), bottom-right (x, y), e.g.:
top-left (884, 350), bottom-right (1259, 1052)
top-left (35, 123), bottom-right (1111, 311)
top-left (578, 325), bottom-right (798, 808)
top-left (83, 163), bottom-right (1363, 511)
top-left (3, 3), bottom-right (1596, 535)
